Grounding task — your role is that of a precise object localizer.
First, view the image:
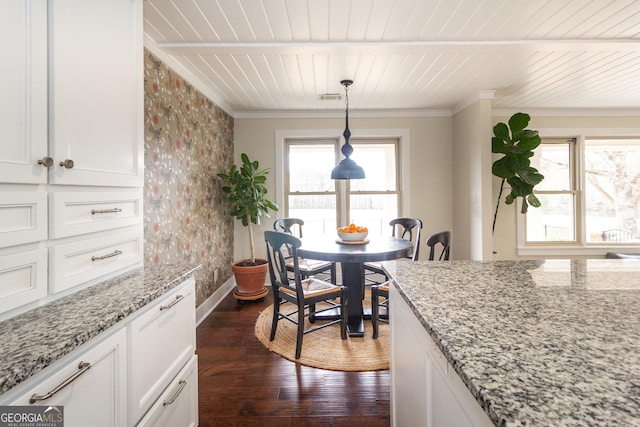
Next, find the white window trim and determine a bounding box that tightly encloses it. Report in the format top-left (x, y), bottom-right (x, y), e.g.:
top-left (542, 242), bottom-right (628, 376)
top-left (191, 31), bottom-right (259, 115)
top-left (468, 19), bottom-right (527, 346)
top-left (517, 127), bottom-right (640, 257)
top-left (274, 128), bottom-right (411, 217)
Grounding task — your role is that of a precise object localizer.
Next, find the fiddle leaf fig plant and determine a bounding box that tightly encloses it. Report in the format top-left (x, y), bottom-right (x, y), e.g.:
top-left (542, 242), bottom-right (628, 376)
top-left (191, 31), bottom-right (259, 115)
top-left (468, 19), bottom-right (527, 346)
top-left (492, 112), bottom-right (544, 233)
top-left (217, 153), bottom-right (279, 265)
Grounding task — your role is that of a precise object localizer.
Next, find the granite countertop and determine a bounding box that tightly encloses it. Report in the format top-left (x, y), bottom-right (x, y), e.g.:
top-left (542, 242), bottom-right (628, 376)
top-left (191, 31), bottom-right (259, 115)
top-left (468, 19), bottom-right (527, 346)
top-left (383, 259), bottom-right (640, 427)
top-left (0, 264), bottom-right (201, 396)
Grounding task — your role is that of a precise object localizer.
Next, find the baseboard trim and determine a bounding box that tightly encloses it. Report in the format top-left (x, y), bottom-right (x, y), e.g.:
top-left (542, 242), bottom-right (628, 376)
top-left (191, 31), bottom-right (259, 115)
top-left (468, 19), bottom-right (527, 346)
top-left (196, 277), bottom-right (273, 326)
top-left (195, 277), bottom-right (235, 326)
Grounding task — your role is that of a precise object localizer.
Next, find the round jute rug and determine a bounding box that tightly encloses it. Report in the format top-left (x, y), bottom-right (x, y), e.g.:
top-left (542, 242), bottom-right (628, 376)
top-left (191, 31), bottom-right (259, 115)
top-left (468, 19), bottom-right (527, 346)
top-left (254, 303), bottom-right (389, 371)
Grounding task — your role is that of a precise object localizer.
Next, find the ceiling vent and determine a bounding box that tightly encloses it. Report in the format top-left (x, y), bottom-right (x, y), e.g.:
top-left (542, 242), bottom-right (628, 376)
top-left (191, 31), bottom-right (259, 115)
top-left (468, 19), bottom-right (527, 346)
top-left (318, 93), bottom-right (342, 101)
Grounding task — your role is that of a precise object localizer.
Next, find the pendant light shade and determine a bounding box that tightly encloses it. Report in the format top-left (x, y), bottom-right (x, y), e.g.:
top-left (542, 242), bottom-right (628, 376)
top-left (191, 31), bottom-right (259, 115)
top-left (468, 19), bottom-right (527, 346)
top-left (331, 80), bottom-right (365, 180)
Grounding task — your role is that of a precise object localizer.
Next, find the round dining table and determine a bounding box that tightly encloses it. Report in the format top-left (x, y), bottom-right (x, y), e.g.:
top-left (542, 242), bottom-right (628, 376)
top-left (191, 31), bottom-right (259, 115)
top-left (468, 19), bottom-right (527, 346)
top-left (298, 235), bottom-right (413, 337)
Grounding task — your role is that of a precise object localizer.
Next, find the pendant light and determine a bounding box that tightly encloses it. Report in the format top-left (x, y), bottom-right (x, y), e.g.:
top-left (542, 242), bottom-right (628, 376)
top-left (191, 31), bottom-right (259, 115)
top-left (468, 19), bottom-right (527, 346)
top-left (331, 79), bottom-right (365, 180)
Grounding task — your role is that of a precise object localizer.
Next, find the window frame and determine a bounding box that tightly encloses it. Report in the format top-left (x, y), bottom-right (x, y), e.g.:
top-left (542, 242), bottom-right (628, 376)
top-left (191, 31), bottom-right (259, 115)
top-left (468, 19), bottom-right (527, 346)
top-left (522, 137), bottom-right (579, 246)
top-left (346, 139), bottom-right (402, 230)
top-left (275, 128), bottom-right (411, 234)
top-left (517, 128), bottom-right (640, 256)
top-left (283, 139), bottom-right (340, 226)
top-left (283, 138), bottom-right (401, 233)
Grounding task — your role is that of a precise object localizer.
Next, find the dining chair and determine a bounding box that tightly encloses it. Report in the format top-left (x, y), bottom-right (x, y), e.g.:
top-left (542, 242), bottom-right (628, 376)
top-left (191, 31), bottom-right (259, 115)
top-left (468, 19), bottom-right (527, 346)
top-left (265, 231), bottom-right (347, 359)
top-left (273, 218), bottom-right (337, 284)
top-left (426, 230), bottom-right (451, 261)
top-left (364, 217), bottom-right (423, 285)
top-left (372, 230), bottom-right (450, 339)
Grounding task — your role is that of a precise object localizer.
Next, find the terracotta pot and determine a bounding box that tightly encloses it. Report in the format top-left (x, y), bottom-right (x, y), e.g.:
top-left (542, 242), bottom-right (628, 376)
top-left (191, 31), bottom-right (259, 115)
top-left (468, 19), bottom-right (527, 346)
top-left (232, 259), bottom-right (269, 297)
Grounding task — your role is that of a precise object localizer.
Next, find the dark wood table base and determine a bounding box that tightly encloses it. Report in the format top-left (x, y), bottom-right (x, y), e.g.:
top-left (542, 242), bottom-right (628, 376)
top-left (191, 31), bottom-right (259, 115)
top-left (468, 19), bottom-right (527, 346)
top-left (298, 236), bottom-right (412, 338)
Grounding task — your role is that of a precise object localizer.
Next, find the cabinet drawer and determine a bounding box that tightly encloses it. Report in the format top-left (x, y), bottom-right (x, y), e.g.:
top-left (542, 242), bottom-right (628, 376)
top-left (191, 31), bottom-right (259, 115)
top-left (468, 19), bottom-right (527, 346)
top-left (0, 249), bottom-right (47, 313)
top-left (9, 328), bottom-right (127, 427)
top-left (49, 230), bottom-right (142, 293)
top-left (49, 190), bottom-right (142, 239)
top-left (136, 355), bottom-right (198, 427)
top-left (0, 192), bottom-right (47, 248)
top-left (129, 278), bottom-right (196, 425)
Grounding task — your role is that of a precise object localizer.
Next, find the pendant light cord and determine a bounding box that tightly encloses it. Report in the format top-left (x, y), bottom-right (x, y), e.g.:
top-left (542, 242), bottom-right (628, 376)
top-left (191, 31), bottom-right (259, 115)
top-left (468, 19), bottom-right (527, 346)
top-left (344, 83), bottom-right (349, 115)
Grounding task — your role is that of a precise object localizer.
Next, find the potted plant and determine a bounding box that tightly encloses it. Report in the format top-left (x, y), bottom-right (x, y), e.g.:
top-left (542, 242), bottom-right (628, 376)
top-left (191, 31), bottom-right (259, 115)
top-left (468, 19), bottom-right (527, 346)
top-left (491, 112), bottom-right (544, 233)
top-left (217, 153), bottom-right (279, 300)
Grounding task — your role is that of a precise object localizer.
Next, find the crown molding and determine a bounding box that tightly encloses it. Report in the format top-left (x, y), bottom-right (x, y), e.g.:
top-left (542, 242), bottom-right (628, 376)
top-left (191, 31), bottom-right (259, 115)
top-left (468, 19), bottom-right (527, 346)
top-left (492, 108), bottom-right (640, 117)
top-left (452, 90), bottom-right (496, 115)
top-left (144, 36), bottom-right (236, 117)
top-left (234, 109), bottom-right (452, 119)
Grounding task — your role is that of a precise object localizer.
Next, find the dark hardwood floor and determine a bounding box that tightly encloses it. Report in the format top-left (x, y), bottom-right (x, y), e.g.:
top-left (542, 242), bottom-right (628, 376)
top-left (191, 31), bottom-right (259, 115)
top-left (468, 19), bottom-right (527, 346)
top-left (196, 288), bottom-right (390, 426)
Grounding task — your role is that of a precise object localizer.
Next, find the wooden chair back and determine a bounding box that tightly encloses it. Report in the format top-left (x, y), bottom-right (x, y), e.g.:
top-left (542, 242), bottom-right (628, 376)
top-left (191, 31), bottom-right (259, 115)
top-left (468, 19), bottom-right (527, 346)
top-left (390, 217), bottom-right (423, 261)
top-left (426, 230), bottom-right (451, 261)
top-left (273, 218), bottom-right (305, 238)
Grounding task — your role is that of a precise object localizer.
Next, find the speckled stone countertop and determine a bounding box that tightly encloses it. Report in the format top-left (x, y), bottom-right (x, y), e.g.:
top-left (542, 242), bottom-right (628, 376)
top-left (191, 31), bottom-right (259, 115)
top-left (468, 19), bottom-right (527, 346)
top-left (0, 264), bottom-right (201, 396)
top-left (383, 259), bottom-right (640, 427)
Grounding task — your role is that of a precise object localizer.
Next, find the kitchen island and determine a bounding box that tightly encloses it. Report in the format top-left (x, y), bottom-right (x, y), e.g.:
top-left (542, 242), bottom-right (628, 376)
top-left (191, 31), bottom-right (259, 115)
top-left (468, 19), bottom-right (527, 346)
top-left (383, 259), bottom-right (640, 426)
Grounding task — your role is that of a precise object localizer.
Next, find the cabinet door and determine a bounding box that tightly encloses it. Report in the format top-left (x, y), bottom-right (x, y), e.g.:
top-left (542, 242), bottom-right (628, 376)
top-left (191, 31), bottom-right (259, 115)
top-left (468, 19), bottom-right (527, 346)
top-left (129, 279), bottom-right (196, 425)
top-left (390, 285), bottom-right (494, 427)
top-left (9, 329), bottom-right (127, 427)
top-left (48, 0), bottom-right (143, 187)
top-left (390, 284), bottom-right (429, 427)
top-left (136, 355), bottom-right (199, 427)
top-left (0, 0), bottom-right (48, 184)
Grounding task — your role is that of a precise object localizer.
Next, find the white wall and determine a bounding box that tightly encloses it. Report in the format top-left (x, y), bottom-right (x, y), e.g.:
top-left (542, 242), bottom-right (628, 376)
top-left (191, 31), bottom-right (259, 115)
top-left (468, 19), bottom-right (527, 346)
top-left (452, 100), bottom-right (494, 260)
top-left (491, 113), bottom-right (640, 259)
top-left (233, 115), bottom-right (453, 261)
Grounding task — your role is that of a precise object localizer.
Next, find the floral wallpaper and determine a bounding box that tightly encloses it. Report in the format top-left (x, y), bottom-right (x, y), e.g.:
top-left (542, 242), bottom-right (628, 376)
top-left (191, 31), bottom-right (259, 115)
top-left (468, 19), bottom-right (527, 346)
top-left (143, 50), bottom-right (234, 307)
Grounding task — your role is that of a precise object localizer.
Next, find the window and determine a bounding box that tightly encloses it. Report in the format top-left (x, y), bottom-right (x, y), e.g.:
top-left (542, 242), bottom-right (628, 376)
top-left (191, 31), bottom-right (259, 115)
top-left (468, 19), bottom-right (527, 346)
top-left (286, 141), bottom-right (337, 237)
top-left (521, 135), bottom-right (640, 251)
top-left (525, 138), bottom-right (577, 243)
top-left (285, 139), bottom-right (400, 237)
top-left (584, 138), bottom-right (640, 244)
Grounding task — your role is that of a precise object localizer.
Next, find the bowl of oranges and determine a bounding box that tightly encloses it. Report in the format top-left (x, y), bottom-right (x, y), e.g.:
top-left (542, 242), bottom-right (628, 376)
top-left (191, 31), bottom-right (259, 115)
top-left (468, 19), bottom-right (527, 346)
top-left (337, 224), bottom-right (369, 242)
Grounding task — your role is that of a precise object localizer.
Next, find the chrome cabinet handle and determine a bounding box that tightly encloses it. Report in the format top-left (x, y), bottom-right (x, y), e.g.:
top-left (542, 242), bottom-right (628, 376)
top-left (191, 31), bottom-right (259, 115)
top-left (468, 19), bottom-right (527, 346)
top-left (160, 294), bottom-right (184, 311)
top-left (37, 156), bottom-right (54, 168)
top-left (91, 250), bottom-right (123, 261)
top-left (91, 208), bottom-right (122, 215)
top-left (163, 380), bottom-right (187, 406)
top-left (29, 362), bottom-right (91, 404)
top-left (59, 159), bottom-right (74, 169)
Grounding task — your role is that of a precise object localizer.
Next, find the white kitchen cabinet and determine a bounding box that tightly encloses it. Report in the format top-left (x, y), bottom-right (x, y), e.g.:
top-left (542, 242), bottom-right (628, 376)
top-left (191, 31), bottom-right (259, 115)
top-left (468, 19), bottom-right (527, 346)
top-left (0, 0), bottom-right (143, 187)
top-left (390, 284), bottom-right (493, 427)
top-left (129, 278), bottom-right (197, 425)
top-left (0, 192), bottom-right (47, 248)
top-left (0, 190), bottom-right (48, 314)
top-left (0, 272), bottom-right (199, 427)
top-left (0, 249), bottom-right (47, 314)
top-left (0, 0), bottom-right (48, 185)
top-left (49, 228), bottom-right (143, 294)
top-left (48, 0), bottom-right (144, 187)
top-left (8, 328), bottom-right (128, 427)
top-left (49, 190), bottom-right (143, 239)
top-left (137, 355), bottom-right (199, 427)
top-left (0, 0), bottom-right (143, 317)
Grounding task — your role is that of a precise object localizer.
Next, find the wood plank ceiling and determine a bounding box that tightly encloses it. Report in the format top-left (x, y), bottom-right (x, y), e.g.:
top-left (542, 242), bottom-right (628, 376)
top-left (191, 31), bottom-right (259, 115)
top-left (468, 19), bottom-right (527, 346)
top-left (143, 0), bottom-right (640, 116)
